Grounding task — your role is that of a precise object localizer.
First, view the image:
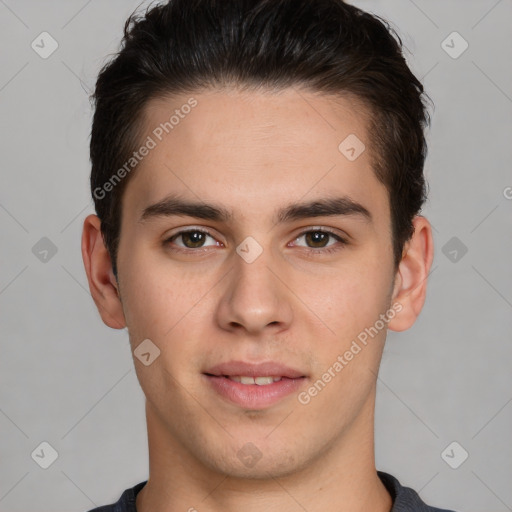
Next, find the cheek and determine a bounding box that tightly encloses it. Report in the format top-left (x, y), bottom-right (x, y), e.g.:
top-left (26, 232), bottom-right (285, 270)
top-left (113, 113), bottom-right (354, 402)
top-left (118, 248), bottom-right (206, 341)
top-left (298, 269), bottom-right (391, 421)
top-left (306, 261), bottom-right (392, 344)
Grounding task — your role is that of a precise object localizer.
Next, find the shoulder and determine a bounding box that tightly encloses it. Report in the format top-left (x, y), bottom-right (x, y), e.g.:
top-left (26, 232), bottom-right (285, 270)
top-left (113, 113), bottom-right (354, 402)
top-left (378, 471), bottom-right (459, 512)
top-left (85, 481), bottom-right (147, 512)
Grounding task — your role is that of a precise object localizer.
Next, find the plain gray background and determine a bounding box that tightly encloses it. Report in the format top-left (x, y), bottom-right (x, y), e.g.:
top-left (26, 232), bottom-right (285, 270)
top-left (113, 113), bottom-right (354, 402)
top-left (0, 1), bottom-right (511, 511)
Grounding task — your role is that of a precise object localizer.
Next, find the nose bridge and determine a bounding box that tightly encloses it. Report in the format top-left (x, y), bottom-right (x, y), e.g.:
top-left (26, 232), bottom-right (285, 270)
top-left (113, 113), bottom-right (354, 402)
top-left (235, 243), bottom-right (276, 298)
top-left (216, 237), bottom-right (293, 334)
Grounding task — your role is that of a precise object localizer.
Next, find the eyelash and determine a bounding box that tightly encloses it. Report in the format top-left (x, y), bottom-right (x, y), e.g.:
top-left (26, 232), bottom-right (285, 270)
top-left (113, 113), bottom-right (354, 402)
top-left (163, 227), bottom-right (348, 256)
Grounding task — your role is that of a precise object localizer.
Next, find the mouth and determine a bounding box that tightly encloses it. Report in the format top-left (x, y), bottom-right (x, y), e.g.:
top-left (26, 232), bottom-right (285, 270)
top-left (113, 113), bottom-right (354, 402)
top-left (215, 375), bottom-right (286, 385)
top-left (203, 361), bottom-right (307, 409)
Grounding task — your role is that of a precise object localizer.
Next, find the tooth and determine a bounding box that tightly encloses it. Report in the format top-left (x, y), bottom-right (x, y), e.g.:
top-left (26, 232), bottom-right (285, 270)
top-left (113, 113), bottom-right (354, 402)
top-left (255, 376), bottom-right (274, 385)
top-left (227, 376), bottom-right (283, 385)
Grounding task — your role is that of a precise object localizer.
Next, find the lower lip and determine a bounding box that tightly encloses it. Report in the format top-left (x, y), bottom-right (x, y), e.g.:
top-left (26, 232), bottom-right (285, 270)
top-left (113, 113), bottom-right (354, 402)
top-left (204, 375), bottom-right (306, 409)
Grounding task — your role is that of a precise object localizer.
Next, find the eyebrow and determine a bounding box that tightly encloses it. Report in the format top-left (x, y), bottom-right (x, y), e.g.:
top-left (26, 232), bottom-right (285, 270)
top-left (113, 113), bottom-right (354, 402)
top-left (139, 194), bottom-right (372, 224)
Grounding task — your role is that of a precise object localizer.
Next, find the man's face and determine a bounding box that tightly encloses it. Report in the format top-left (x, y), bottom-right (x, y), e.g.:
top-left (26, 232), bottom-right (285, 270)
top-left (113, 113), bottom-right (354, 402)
top-left (116, 87), bottom-right (398, 477)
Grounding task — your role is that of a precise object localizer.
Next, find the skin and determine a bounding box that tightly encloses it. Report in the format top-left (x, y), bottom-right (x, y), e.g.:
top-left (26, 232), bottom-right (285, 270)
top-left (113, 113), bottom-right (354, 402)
top-left (82, 87), bottom-right (434, 512)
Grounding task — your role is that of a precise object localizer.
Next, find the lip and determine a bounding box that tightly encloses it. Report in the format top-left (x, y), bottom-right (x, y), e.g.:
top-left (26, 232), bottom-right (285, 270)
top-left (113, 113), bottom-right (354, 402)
top-left (204, 361), bottom-right (306, 379)
top-left (203, 361), bottom-right (307, 410)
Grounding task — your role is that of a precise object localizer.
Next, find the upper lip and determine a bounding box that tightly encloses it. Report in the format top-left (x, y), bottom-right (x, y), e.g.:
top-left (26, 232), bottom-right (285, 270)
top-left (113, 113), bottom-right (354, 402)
top-left (204, 361), bottom-right (306, 379)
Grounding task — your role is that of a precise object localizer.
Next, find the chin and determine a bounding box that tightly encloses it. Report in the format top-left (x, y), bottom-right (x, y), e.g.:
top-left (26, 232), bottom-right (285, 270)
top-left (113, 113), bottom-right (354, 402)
top-left (197, 439), bottom-right (308, 481)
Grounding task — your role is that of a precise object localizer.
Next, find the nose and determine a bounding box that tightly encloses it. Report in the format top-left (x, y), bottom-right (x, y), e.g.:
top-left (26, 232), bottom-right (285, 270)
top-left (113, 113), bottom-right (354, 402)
top-left (215, 242), bottom-right (293, 336)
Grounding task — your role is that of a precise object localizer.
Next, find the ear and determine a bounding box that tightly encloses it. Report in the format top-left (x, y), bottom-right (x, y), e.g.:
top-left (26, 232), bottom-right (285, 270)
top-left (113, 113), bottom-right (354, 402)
top-left (387, 215), bottom-right (434, 332)
top-left (81, 214), bottom-right (126, 329)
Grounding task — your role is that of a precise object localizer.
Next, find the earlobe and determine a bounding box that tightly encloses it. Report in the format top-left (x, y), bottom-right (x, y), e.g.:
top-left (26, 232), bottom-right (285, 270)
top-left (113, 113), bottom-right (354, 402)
top-left (81, 214), bottom-right (126, 329)
top-left (387, 216), bottom-right (434, 332)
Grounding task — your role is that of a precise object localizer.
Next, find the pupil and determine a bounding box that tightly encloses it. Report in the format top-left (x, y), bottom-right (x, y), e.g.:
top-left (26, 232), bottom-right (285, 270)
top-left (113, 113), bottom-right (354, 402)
top-left (306, 231), bottom-right (328, 248)
top-left (184, 231), bottom-right (205, 248)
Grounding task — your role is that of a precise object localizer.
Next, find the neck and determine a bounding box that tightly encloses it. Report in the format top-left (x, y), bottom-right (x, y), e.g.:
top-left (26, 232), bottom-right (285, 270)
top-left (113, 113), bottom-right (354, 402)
top-left (136, 394), bottom-right (392, 512)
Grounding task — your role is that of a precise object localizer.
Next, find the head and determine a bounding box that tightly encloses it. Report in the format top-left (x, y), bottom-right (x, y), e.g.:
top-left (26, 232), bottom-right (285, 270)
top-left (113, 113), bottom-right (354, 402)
top-left (83, 0), bottom-right (434, 480)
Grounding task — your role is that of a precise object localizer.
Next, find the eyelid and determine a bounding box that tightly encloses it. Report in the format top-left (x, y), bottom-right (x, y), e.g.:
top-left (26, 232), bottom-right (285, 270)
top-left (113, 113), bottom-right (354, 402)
top-left (291, 225), bottom-right (348, 241)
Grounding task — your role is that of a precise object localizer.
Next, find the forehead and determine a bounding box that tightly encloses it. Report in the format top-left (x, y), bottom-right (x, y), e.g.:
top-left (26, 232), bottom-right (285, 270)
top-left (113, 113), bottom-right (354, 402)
top-left (143, 86), bottom-right (370, 155)
top-left (122, 87), bottom-right (388, 224)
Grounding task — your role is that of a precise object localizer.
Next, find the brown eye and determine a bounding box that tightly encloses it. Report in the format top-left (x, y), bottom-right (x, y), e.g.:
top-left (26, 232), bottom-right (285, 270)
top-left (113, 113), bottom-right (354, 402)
top-left (168, 230), bottom-right (218, 249)
top-left (292, 229), bottom-right (348, 256)
top-left (304, 231), bottom-right (331, 248)
top-left (295, 230), bottom-right (342, 249)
